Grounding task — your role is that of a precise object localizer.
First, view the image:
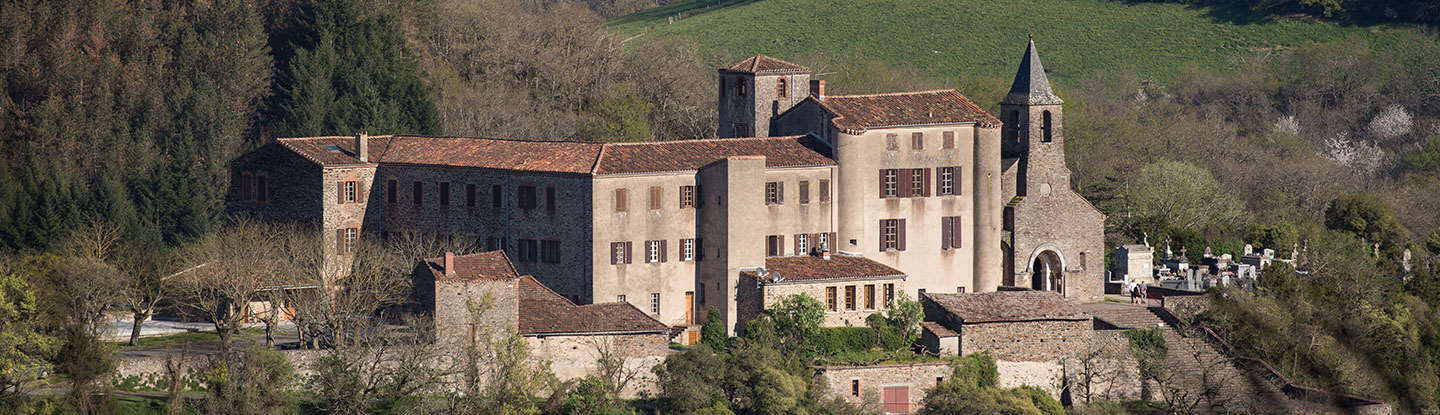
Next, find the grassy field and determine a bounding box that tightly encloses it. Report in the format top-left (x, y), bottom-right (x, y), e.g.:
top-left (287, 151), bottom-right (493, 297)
top-left (609, 0), bottom-right (1413, 85)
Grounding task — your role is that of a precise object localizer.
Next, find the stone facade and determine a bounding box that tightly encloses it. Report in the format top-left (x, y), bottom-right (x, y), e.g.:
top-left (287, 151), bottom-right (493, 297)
top-left (818, 362), bottom-right (953, 413)
top-left (717, 55), bottom-right (812, 138)
top-left (525, 333), bottom-right (670, 396)
top-left (961, 319), bottom-right (1090, 362)
top-left (739, 275), bottom-right (905, 327)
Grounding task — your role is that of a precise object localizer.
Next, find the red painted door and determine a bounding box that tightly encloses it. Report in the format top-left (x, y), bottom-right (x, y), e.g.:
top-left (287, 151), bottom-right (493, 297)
top-left (882, 386), bottom-right (910, 414)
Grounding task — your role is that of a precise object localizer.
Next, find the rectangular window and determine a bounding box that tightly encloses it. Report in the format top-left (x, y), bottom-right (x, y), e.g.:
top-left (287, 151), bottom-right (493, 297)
top-left (795, 234), bottom-right (809, 255)
top-left (519, 239), bottom-right (538, 263)
top-left (851, 379), bottom-right (861, 397)
top-left (680, 185), bottom-right (695, 208)
top-left (941, 216), bottom-right (962, 249)
top-left (911, 168), bottom-right (926, 197)
top-left (344, 181), bottom-right (358, 203)
top-left (388, 180), bottom-right (397, 203)
top-left (881, 219), bottom-right (899, 251)
top-left (240, 173), bottom-right (252, 200)
top-left (911, 132), bottom-right (924, 150)
top-left (644, 240), bottom-right (666, 263)
top-left (488, 237), bottom-right (506, 251)
top-left (650, 293), bottom-right (660, 314)
top-left (845, 285), bottom-right (856, 311)
top-left (819, 179), bottom-right (831, 202)
top-left (826, 286), bottom-right (838, 312)
top-left (545, 187), bottom-right (556, 212)
top-left (615, 188), bottom-right (627, 212)
top-left (817, 233), bottom-right (830, 252)
top-left (884, 283), bottom-right (895, 306)
top-left (466, 184), bottom-right (477, 207)
top-left (541, 240), bottom-right (560, 264)
top-left (649, 186), bottom-right (662, 210)
top-left (683, 238), bottom-right (696, 261)
top-left (766, 235), bottom-right (784, 257)
top-left (944, 131), bottom-right (955, 149)
top-left (939, 167), bottom-right (955, 195)
top-left (618, 294), bottom-right (627, 303)
top-left (343, 227), bottom-right (358, 254)
top-left (798, 180), bottom-right (810, 204)
top-left (865, 284), bottom-right (876, 310)
top-left (411, 181), bottom-right (422, 205)
top-left (765, 182), bottom-right (783, 205)
top-left (882, 169), bottom-right (897, 198)
top-left (439, 182), bottom-right (451, 206)
top-left (256, 175), bottom-right (268, 202)
top-left (886, 133), bottom-right (898, 151)
top-left (519, 185), bottom-right (537, 209)
top-left (491, 185), bottom-right (502, 208)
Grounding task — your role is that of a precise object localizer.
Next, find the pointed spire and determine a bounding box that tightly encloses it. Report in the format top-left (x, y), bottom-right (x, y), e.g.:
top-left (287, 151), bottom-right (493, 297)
top-left (1000, 38), bottom-right (1063, 106)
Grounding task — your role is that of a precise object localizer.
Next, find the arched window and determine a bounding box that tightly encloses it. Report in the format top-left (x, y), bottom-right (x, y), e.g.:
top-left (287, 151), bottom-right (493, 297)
top-left (1041, 111), bottom-right (1053, 142)
top-left (777, 78), bottom-right (788, 98)
top-left (737, 77), bottom-right (747, 97)
top-left (1007, 110), bottom-right (1021, 142)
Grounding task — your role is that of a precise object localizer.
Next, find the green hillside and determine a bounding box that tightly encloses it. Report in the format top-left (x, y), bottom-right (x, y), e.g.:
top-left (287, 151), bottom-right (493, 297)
top-left (609, 0), bottom-right (1410, 85)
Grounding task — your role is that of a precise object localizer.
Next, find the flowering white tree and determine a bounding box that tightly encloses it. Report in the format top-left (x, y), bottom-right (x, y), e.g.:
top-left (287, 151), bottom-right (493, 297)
top-left (1367, 104), bottom-right (1413, 144)
top-left (1274, 115), bottom-right (1300, 136)
top-left (1323, 131), bottom-right (1384, 176)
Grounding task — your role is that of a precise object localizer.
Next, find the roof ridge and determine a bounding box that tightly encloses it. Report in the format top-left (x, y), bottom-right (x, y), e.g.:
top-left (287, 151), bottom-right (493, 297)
top-left (600, 135), bottom-right (806, 146)
top-left (392, 134), bottom-right (601, 146)
top-left (827, 89), bottom-right (958, 99)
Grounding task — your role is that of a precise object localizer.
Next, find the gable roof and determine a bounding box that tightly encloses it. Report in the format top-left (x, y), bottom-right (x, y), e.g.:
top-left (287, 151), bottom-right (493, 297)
top-left (924, 291), bottom-right (1088, 323)
top-left (517, 276), bottom-right (670, 335)
top-left (816, 90), bottom-right (1001, 133)
top-left (272, 135), bottom-right (834, 175)
top-left (742, 254), bottom-right (906, 283)
top-left (721, 55), bottom-right (811, 74)
top-left (1000, 39), bottom-right (1064, 106)
top-left (422, 251), bottom-right (519, 282)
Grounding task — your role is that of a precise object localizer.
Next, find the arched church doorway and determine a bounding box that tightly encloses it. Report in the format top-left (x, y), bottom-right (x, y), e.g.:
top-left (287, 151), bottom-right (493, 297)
top-left (1031, 250), bottom-right (1062, 292)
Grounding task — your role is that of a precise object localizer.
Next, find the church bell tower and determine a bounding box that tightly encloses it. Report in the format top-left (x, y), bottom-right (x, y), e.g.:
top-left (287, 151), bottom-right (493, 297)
top-left (1000, 38), bottom-right (1068, 197)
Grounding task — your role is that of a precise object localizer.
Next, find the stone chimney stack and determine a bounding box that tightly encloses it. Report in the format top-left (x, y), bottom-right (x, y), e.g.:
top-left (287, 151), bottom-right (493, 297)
top-left (356, 132), bottom-right (369, 162)
top-left (443, 252), bottom-right (455, 277)
top-left (822, 249), bottom-right (831, 261)
top-left (809, 80), bottom-right (825, 100)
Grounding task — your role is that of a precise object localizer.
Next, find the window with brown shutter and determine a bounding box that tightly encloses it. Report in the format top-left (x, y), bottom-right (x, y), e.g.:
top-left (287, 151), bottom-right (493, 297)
top-left (911, 132), bottom-right (924, 150)
top-left (884, 283), bottom-right (895, 306)
top-left (546, 187), bottom-right (556, 213)
top-left (440, 182), bottom-right (451, 206)
top-left (767, 235), bottom-right (784, 257)
top-left (944, 131), bottom-right (955, 149)
top-left (910, 169), bottom-right (925, 197)
top-left (520, 185), bottom-right (537, 209)
top-left (819, 179), bottom-right (831, 202)
top-left (541, 240), bottom-right (560, 263)
top-left (845, 286), bottom-right (856, 310)
top-left (625, 241), bottom-right (633, 264)
top-left (949, 216), bottom-right (961, 248)
top-left (660, 240), bottom-right (668, 262)
top-left (942, 217), bottom-right (953, 249)
top-left (798, 181), bottom-right (810, 204)
top-left (881, 169), bottom-right (898, 198)
top-left (491, 185), bottom-right (502, 208)
top-left (938, 167), bottom-right (955, 195)
top-left (865, 284), bottom-right (876, 309)
top-left (412, 181), bottom-right (422, 205)
top-left (898, 169), bottom-right (913, 198)
top-left (765, 182), bottom-right (781, 205)
top-left (897, 219), bottom-right (907, 251)
top-left (466, 184), bottom-right (476, 206)
top-left (343, 181), bottom-right (358, 203)
top-left (826, 286), bottom-right (837, 311)
top-left (615, 188), bottom-right (627, 212)
top-left (881, 219), bottom-right (899, 251)
top-left (680, 185), bottom-right (695, 208)
top-left (388, 180), bottom-right (398, 203)
top-left (886, 133), bottom-right (898, 150)
top-left (241, 173), bottom-right (252, 200)
top-left (649, 186), bottom-right (661, 210)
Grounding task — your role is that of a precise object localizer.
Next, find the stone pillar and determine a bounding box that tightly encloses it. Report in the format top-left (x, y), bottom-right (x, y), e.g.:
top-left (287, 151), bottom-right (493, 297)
top-left (972, 126), bottom-right (1003, 292)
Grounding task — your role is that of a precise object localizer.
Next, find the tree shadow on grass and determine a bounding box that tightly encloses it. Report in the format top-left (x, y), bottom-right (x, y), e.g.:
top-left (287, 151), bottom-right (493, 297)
top-left (1108, 0), bottom-right (1407, 28)
top-left (607, 0), bottom-right (766, 28)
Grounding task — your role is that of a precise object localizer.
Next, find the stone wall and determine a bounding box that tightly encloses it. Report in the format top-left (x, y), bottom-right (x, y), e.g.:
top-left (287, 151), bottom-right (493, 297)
top-left (717, 70), bottom-right (810, 138)
top-left (525, 332), bottom-right (671, 397)
top-left (419, 271), bottom-right (519, 346)
top-left (740, 277), bottom-right (905, 327)
top-left (818, 362), bottom-right (952, 411)
top-left (1060, 331), bottom-right (1144, 404)
top-left (961, 319), bottom-right (1089, 362)
top-left (227, 143), bottom-right (324, 226)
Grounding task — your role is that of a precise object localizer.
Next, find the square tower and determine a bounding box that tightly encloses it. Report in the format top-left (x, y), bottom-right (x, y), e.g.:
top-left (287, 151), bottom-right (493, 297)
top-left (717, 55), bottom-right (811, 138)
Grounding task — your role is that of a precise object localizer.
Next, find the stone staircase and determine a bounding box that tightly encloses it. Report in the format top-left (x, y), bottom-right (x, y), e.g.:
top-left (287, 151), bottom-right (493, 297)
top-left (1080, 302), bottom-right (1335, 414)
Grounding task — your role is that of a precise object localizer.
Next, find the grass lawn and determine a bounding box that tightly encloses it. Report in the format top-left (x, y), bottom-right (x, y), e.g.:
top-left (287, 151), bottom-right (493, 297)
top-left (608, 0), bottom-right (1416, 85)
top-left (113, 328), bottom-right (267, 350)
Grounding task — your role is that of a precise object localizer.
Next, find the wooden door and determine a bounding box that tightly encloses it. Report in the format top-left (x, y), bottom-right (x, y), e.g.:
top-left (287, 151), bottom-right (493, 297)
top-left (685, 291), bottom-right (695, 324)
top-left (882, 386), bottom-right (910, 414)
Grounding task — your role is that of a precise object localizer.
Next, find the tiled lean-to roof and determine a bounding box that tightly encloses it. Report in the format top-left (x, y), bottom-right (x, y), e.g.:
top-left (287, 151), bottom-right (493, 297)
top-left (720, 54), bottom-right (811, 74)
top-left (421, 251), bottom-right (519, 282)
top-left (517, 276), bottom-right (670, 335)
top-left (925, 291), bottom-right (1089, 323)
top-left (817, 89), bottom-right (1002, 132)
top-left (742, 254), bottom-right (906, 283)
top-left (274, 135), bottom-right (833, 175)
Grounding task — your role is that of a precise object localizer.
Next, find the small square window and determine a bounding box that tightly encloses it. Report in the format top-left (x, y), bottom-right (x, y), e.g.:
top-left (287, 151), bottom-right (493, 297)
top-left (911, 132), bottom-right (923, 150)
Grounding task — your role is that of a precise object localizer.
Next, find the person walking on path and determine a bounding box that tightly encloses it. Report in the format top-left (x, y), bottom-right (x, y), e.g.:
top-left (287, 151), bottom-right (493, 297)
top-left (1138, 281), bottom-right (1148, 306)
top-left (1128, 280), bottom-right (1138, 304)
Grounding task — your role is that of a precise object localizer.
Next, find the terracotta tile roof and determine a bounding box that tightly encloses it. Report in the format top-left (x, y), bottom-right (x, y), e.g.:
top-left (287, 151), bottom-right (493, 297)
top-left (422, 251), bottom-right (518, 282)
top-left (817, 90), bottom-right (1001, 132)
top-left (741, 254), bottom-right (906, 283)
top-left (593, 136), bottom-right (834, 175)
top-left (925, 291), bottom-right (1089, 323)
top-left (721, 55), bottom-right (811, 74)
top-left (517, 276), bottom-right (670, 335)
top-left (274, 135), bottom-right (833, 175)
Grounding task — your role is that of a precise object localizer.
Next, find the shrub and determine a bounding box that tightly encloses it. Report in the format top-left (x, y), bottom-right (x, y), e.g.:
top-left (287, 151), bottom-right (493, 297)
top-left (951, 352), bottom-right (998, 389)
top-left (809, 327), bottom-right (877, 355)
top-left (1016, 385), bottom-right (1063, 415)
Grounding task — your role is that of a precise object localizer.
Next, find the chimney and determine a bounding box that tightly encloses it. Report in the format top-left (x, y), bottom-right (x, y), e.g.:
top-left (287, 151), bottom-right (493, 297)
top-left (356, 132), bottom-right (369, 162)
top-left (809, 80), bottom-right (825, 100)
top-left (443, 252), bottom-right (455, 277)
top-left (822, 249), bottom-right (832, 261)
